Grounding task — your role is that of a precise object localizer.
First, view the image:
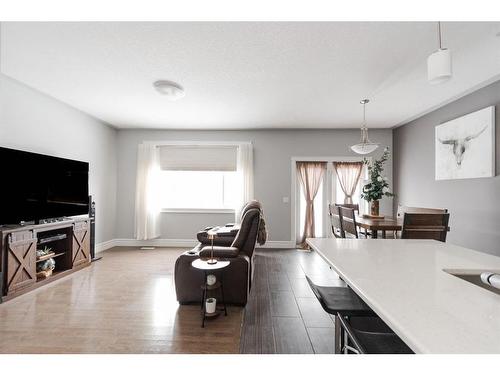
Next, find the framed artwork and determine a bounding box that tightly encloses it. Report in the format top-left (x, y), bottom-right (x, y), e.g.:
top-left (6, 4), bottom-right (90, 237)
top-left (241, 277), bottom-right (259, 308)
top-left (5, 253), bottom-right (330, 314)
top-left (435, 106), bottom-right (495, 180)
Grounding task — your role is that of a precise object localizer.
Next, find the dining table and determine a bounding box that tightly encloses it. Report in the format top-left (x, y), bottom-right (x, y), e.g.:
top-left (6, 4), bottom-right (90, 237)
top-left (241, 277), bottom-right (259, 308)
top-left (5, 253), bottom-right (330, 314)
top-left (355, 214), bottom-right (402, 238)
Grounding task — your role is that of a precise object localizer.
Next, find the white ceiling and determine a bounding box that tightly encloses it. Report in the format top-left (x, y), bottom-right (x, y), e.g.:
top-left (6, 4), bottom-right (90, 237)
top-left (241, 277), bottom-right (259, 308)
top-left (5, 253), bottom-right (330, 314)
top-left (2, 22), bottom-right (500, 129)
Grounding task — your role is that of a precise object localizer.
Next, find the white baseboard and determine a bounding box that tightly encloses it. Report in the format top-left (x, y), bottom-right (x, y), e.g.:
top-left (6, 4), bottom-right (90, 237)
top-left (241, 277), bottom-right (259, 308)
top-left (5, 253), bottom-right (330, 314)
top-left (95, 239), bottom-right (117, 253)
top-left (257, 240), bottom-right (295, 249)
top-left (95, 238), bottom-right (295, 252)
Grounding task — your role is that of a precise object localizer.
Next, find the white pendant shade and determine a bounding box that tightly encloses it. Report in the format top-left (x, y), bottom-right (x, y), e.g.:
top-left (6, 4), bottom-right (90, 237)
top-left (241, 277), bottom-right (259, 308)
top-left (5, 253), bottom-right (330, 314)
top-left (427, 48), bottom-right (452, 85)
top-left (351, 142), bottom-right (379, 155)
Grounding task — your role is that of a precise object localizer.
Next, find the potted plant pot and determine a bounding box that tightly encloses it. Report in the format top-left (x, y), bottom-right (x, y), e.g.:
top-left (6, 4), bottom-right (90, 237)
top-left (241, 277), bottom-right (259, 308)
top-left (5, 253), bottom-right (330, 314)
top-left (370, 200), bottom-right (380, 216)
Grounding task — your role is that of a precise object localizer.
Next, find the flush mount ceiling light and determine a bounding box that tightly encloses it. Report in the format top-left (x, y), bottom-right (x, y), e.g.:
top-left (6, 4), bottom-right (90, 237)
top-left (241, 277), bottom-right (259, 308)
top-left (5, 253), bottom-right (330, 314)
top-left (427, 22), bottom-right (452, 85)
top-left (351, 99), bottom-right (379, 155)
top-left (153, 80), bottom-right (185, 100)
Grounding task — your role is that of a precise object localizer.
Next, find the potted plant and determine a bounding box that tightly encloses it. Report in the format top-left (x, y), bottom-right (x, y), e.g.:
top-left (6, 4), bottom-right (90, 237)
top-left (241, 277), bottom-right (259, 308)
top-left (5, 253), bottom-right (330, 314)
top-left (361, 147), bottom-right (394, 217)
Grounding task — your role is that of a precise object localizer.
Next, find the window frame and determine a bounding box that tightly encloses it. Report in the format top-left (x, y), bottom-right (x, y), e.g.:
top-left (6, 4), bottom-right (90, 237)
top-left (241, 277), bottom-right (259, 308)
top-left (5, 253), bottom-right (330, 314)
top-left (145, 140), bottom-right (251, 214)
top-left (291, 156), bottom-right (371, 243)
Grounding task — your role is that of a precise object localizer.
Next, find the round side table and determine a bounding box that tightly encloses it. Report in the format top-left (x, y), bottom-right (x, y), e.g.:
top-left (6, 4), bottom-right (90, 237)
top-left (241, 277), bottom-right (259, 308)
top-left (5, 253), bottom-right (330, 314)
top-left (191, 258), bottom-right (230, 328)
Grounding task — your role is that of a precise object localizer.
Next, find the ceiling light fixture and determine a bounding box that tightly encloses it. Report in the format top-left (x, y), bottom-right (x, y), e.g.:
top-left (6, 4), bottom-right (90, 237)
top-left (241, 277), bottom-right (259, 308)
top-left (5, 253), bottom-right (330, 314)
top-left (427, 22), bottom-right (452, 85)
top-left (153, 80), bottom-right (185, 100)
top-left (351, 99), bottom-right (379, 155)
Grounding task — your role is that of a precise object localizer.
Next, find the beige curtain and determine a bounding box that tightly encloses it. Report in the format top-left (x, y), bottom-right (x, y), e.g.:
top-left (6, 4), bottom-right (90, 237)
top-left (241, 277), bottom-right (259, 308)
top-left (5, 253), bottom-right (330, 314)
top-left (297, 162), bottom-right (326, 247)
top-left (333, 161), bottom-right (363, 204)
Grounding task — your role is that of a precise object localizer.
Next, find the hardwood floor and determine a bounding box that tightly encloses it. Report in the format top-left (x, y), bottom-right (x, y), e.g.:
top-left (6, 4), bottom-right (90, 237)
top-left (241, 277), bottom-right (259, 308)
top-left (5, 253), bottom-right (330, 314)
top-left (0, 247), bottom-right (243, 354)
top-left (240, 248), bottom-right (345, 354)
top-left (0, 246), bottom-right (341, 354)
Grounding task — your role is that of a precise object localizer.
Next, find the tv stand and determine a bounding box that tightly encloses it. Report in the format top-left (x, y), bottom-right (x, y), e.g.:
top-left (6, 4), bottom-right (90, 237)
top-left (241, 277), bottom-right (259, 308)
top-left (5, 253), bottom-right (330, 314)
top-left (0, 217), bottom-right (91, 302)
top-left (37, 217), bottom-right (72, 225)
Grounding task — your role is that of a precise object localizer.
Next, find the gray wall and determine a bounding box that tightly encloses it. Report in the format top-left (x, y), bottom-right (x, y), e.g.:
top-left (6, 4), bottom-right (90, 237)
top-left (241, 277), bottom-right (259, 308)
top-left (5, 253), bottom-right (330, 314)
top-left (0, 74), bottom-right (118, 244)
top-left (393, 80), bottom-right (500, 256)
top-left (115, 128), bottom-right (393, 242)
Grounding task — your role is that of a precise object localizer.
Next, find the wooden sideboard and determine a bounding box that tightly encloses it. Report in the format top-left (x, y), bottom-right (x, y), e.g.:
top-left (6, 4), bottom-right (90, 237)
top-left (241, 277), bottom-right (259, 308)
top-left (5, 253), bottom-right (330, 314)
top-left (0, 217), bottom-right (91, 302)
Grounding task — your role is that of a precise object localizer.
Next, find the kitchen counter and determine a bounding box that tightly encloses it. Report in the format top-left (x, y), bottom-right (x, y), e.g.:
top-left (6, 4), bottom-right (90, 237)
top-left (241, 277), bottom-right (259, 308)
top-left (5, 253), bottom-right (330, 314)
top-left (306, 238), bottom-right (500, 354)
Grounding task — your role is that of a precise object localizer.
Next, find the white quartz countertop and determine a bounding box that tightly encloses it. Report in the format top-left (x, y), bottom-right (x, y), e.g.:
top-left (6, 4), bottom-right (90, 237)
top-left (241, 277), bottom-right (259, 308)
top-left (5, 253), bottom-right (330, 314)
top-left (306, 238), bottom-right (500, 354)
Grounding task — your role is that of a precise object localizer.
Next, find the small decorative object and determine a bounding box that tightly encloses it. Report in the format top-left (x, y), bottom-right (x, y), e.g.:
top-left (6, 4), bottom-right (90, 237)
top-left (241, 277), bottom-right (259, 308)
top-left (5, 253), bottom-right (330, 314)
top-left (205, 298), bottom-right (217, 314)
top-left (207, 274), bottom-right (217, 286)
top-left (206, 227), bottom-right (219, 265)
top-left (36, 248), bottom-right (56, 280)
top-left (36, 246), bottom-right (54, 260)
top-left (361, 147), bottom-right (394, 217)
top-left (435, 106), bottom-right (495, 180)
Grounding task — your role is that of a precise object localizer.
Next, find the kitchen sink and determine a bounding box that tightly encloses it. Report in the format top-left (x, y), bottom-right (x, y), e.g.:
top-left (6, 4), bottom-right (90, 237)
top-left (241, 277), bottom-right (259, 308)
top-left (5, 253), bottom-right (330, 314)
top-left (443, 269), bottom-right (500, 296)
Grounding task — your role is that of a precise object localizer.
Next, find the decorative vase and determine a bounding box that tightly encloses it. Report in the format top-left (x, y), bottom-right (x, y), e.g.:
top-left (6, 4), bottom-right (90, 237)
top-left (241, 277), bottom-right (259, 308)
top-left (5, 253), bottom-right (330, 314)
top-left (206, 298), bottom-right (217, 314)
top-left (207, 274), bottom-right (216, 286)
top-left (370, 200), bottom-right (380, 216)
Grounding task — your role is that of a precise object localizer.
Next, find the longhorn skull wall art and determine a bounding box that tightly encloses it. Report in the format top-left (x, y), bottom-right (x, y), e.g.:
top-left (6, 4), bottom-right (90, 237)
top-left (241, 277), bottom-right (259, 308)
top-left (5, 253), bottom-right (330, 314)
top-left (435, 106), bottom-right (495, 180)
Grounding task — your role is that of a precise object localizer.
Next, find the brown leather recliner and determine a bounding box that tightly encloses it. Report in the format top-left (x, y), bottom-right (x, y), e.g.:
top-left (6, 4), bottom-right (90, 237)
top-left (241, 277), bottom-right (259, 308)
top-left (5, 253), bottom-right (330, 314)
top-left (174, 205), bottom-right (261, 306)
top-left (196, 200), bottom-right (263, 246)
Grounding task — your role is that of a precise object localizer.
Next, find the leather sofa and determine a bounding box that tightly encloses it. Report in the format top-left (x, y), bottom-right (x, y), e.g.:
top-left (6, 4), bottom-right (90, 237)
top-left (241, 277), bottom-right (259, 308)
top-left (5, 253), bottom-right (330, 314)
top-left (174, 201), bottom-right (262, 306)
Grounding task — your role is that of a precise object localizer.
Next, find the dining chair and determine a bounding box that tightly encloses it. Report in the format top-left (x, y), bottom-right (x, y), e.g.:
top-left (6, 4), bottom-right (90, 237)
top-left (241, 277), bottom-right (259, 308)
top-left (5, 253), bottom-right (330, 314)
top-left (338, 206), bottom-right (359, 239)
top-left (401, 213), bottom-right (450, 242)
top-left (335, 203), bottom-right (372, 238)
top-left (335, 203), bottom-right (359, 213)
top-left (328, 204), bottom-right (345, 238)
top-left (396, 205), bottom-right (448, 219)
top-left (391, 205), bottom-right (448, 239)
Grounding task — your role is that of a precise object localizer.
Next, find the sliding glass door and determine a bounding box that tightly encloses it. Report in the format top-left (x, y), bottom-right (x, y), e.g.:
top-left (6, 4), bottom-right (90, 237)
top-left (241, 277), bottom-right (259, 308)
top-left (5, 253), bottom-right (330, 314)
top-left (295, 160), bottom-right (366, 243)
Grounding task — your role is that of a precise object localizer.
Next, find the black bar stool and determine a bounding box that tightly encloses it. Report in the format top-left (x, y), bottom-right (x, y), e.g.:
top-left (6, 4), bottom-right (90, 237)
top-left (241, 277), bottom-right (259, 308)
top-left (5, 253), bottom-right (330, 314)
top-left (337, 314), bottom-right (413, 354)
top-left (306, 276), bottom-right (413, 354)
top-left (306, 276), bottom-right (374, 353)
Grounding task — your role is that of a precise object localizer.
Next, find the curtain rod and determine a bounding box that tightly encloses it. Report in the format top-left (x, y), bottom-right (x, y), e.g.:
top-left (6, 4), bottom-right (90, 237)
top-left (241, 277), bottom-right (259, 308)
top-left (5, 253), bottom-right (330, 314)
top-left (141, 141), bottom-right (252, 147)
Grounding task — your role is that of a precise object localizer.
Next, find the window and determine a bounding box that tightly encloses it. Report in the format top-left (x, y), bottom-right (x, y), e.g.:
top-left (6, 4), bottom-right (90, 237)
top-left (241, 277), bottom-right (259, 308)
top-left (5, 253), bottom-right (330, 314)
top-left (159, 170), bottom-right (240, 211)
top-left (294, 159), bottom-right (366, 242)
top-left (156, 143), bottom-right (245, 212)
top-left (333, 173), bottom-right (367, 218)
top-left (334, 174), bottom-right (361, 206)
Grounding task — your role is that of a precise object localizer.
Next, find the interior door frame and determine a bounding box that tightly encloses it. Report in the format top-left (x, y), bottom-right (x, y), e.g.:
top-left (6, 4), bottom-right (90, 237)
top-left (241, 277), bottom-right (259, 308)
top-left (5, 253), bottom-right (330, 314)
top-left (290, 156), bottom-right (369, 245)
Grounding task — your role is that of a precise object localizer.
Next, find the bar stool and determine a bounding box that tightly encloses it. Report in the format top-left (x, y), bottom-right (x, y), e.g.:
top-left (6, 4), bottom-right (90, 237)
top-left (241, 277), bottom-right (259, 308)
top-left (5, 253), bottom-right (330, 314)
top-left (337, 314), bottom-right (413, 354)
top-left (306, 276), bottom-right (374, 353)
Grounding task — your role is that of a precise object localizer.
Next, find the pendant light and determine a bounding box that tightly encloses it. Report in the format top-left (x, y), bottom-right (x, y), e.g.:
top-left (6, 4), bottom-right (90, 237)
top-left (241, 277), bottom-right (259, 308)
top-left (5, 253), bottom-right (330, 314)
top-left (351, 99), bottom-right (379, 155)
top-left (427, 22), bottom-right (452, 84)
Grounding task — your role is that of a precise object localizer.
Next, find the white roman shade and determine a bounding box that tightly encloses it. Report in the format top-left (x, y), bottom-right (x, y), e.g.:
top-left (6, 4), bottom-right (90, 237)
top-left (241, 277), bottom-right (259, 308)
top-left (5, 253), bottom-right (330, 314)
top-left (159, 145), bottom-right (238, 171)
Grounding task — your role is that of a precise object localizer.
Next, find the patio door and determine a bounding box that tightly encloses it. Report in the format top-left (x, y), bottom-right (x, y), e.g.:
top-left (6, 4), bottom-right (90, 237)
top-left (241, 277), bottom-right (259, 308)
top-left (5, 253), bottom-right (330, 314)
top-left (294, 160), bottom-right (366, 244)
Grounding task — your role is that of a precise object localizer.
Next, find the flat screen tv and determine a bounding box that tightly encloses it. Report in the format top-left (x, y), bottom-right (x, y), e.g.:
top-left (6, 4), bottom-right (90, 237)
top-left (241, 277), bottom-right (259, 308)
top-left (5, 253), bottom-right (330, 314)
top-left (0, 147), bottom-right (89, 225)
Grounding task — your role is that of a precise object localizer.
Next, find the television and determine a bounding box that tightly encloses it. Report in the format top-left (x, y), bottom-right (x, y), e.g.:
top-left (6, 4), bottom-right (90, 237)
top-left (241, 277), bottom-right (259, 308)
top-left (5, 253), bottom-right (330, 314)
top-left (0, 147), bottom-right (89, 225)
